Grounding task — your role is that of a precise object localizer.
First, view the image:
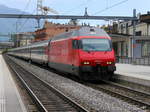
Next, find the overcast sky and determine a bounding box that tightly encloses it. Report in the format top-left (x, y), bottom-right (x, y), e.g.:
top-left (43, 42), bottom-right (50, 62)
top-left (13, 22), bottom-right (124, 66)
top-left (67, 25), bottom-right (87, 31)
top-left (0, 0), bottom-right (150, 25)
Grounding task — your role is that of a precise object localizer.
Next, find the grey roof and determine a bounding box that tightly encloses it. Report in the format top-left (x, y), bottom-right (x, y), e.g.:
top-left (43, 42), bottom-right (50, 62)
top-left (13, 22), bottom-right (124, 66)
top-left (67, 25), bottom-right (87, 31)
top-left (76, 27), bottom-right (110, 37)
top-left (9, 40), bottom-right (50, 51)
top-left (29, 40), bottom-right (49, 48)
top-left (52, 26), bottom-right (110, 41)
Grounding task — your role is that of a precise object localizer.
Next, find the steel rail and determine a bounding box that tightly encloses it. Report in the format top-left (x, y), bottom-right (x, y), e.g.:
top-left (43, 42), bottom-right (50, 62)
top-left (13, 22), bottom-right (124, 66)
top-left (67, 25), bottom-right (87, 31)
top-left (102, 80), bottom-right (150, 107)
top-left (5, 56), bottom-right (90, 112)
top-left (86, 80), bottom-right (150, 109)
top-left (6, 57), bottom-right (48, 112)
top-left (103, 80), bottom-right (150, 98)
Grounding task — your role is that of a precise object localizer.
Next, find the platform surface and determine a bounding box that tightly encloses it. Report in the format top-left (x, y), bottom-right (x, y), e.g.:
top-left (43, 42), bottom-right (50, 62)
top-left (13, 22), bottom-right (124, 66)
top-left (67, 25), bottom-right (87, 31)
top-left (114, 63), bottom-right (150, 87)
top-left (0, 55), bottom-right (26, 112)
top-left (115, 63), bottom-right (150, 80)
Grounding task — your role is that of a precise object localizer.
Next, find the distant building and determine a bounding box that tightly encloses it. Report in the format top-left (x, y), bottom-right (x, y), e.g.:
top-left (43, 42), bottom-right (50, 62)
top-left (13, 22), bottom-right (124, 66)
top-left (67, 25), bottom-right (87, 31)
top-left (117, 21), bottom-right (150, 36)
top-left (12, 32), bottom-right (34, 47)
top-left (101, 22), bottom-right (118, 34)
top-left (34, 21), bottom-right (80, 42)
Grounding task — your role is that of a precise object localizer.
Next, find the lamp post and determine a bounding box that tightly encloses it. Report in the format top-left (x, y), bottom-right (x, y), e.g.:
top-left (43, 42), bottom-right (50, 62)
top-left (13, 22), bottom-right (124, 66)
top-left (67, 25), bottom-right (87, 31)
top-left (132, 9), bottom-right (136, 63)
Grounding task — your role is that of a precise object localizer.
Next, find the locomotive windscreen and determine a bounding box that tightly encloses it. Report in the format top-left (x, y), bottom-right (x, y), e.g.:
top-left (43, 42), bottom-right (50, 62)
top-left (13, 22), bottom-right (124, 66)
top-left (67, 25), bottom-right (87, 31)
top-left (81, 38), bottom-right (112, 51)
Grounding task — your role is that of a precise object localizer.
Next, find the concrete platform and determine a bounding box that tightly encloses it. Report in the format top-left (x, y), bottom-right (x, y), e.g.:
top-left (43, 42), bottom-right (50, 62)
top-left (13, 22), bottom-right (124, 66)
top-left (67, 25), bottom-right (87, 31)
top-left (0, 55), bottom-right (27, 112)
top-left (115, 63), bottom-right (150, 87)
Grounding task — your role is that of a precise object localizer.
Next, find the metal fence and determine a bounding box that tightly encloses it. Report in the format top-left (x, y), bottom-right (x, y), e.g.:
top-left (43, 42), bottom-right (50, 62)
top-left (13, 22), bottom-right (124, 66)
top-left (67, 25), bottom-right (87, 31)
top-left (117, 57), bottom-right (150, 66)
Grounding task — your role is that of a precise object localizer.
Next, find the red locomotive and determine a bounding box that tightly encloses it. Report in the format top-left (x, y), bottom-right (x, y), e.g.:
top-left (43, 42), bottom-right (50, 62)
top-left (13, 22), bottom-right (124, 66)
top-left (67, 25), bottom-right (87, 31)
top-left (8, 27), bottom-right (116, 80)
top-left (48, 27), bottom-right (116, 80)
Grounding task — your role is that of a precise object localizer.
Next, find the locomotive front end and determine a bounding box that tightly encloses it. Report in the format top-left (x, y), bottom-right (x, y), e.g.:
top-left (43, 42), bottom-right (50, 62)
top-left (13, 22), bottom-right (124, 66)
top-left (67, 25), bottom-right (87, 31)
top-left (78, 37), bottom-right (116, 80)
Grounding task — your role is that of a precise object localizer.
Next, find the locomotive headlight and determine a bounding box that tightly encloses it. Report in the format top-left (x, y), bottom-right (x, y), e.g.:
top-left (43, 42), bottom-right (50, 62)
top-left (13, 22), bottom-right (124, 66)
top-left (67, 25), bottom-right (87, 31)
top-left (107, 62), bottom-right (112, 64)
top-left (83, 61), bottom-right (90, 65)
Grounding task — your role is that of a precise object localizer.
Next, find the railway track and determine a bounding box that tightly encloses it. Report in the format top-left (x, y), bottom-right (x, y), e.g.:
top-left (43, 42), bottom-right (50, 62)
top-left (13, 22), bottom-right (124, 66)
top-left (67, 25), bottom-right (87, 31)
top-left (5, 56), bottom-right (89, 112)
top-left (5, 55), bottom-right (150, 111)
top-left (85, 80), bottom-right (150, 110)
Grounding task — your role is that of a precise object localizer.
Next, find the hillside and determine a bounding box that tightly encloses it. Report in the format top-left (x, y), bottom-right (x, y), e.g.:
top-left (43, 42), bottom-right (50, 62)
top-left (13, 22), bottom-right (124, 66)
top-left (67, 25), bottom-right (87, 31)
top-left (0, 4), bottom-right (43, 34)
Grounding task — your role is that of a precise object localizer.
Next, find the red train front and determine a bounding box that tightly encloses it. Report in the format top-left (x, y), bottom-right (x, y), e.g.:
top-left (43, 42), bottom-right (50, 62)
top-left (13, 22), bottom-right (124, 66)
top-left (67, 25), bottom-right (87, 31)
top-left (48, 27), bottom-right (116, 80)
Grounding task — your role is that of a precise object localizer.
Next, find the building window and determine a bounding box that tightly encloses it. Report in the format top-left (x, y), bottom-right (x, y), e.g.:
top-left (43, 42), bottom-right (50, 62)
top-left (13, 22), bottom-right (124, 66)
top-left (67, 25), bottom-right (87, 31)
top-left (135, 31), bottom-right (141, 36)
top-left (142, 42), bottom-right (150, 57)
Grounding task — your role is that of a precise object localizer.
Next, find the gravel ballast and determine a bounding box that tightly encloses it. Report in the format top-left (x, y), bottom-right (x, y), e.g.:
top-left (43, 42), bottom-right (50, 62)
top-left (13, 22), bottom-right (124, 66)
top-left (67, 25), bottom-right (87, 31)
top-left (8, 56), bottom-right (146, 112)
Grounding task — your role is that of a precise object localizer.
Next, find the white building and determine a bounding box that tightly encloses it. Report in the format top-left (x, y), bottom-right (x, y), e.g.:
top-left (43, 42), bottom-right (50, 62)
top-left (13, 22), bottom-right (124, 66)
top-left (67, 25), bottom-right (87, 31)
top-left (112, 15), bottom-right (150, 58)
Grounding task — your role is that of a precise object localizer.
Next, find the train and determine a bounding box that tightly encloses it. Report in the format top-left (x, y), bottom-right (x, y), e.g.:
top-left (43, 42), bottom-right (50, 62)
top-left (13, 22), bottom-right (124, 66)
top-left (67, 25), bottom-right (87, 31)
top-left (7, 27), bottom-right (116, 80)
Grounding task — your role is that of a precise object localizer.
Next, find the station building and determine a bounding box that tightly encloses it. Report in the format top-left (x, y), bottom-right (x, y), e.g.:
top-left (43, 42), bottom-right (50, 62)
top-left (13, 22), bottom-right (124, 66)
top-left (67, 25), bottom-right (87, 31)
top-left (108, 13), bottom-right (150, 60)
top-left (12, 32), bottom-right (34, 47)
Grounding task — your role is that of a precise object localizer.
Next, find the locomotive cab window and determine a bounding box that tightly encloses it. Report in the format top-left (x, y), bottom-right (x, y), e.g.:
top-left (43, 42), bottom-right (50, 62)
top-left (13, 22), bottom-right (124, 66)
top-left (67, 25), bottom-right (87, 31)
top-left (81, 38), bottom-right (112, 51)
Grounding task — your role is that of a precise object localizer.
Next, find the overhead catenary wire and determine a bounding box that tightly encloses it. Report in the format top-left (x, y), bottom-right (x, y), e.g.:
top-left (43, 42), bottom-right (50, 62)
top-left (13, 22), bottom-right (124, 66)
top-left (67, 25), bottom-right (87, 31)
top-left (13, 0), bottom-right (32, 33)
top-left (19, 0), bottom-right (59, 31)
top-left (92, 0), bottom-right (129, 15)
top-left (14, 0), bottom-right (129, 32)
top-left (17, 9), bottom-right (36, 32)
top-left (63, 0), bottom-right (93, 14)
